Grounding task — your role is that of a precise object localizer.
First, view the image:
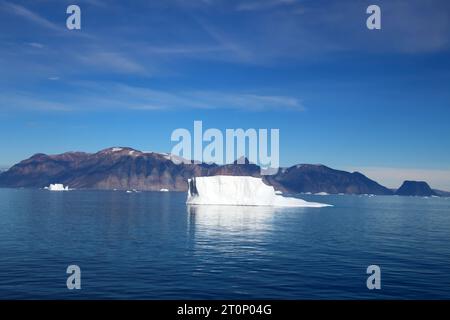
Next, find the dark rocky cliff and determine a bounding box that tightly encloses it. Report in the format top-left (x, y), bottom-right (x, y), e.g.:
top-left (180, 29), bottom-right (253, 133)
top-left (395, 181), bottom-right (437, 197)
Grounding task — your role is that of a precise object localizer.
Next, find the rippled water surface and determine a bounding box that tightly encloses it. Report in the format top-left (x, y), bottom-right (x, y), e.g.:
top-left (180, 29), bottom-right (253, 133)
top-left (0, 188), bottom-right (449, 299)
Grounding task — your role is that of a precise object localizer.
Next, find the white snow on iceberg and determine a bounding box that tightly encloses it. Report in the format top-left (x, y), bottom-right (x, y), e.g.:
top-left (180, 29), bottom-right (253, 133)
top-left (45, 183), bottom-right (69, 191)
top-left (186, 176), bottom-right (331, 207)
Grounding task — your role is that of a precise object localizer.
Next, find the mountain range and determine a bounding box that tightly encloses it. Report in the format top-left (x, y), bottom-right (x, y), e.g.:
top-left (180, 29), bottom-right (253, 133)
top-left (0, 147), bottom-right (445, 197)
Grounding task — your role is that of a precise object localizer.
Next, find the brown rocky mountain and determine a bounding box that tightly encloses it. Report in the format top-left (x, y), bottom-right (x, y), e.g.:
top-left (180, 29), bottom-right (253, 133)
top-left (265, 164), bottom-right (393, 195)
top-left (0, 147), bottom-right (394, 195)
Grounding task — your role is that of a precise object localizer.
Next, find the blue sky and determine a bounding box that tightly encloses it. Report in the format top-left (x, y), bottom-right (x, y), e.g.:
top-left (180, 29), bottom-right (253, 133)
top-left (1, 0), bottom-right (450, 189)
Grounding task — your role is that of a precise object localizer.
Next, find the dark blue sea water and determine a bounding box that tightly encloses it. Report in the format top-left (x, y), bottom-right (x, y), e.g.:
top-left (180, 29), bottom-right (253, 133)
top-left (0, 188), bottom-right (449, 299)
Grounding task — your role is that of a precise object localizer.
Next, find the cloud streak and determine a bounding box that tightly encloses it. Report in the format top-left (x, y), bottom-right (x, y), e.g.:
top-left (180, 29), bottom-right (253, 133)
top-left (0, 92), bottom-right (72, 112)
top-left (1, 1), bottom-right (60, 31)
top-left (75, 51), bottom-right (149, 75)
top-left (236, 0), bottom-right (298, 12)
top-left (0, 82), bottom-right (304, 113)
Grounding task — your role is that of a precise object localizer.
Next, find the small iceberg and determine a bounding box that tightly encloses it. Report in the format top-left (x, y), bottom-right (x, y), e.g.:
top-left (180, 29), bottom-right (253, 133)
top-left (44, 183), bottom-right (69, 191)
top-left (275, 190), bottom-right (283, 195)
top-left (315, 192), bottom-right (329, 196)
top-left (186, 176), bottom-right (330, 207)
top-left (160, 188), bottom-right (169, 192)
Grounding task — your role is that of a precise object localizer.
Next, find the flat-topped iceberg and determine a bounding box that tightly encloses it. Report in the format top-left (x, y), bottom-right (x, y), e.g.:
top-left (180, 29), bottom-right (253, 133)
top-left (187, 176), bottom-right (330, 207)
top-left (45, 183), bottom-right (69, 191)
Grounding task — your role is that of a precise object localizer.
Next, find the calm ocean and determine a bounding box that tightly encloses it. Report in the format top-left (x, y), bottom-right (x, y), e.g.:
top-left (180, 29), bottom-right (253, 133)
top-left (0, 189), bottom-right (449, 299)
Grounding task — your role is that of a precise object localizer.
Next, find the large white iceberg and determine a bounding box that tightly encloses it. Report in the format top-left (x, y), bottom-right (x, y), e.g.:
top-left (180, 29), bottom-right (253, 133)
top-left (186, 176), bottom-right (330, 207)
top-left (45, 183), bottom-right (69, 191)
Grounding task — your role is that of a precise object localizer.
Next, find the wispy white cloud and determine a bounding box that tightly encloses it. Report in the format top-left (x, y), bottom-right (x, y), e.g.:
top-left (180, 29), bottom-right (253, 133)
top-left (1, 0), bottom-right (448, 91)
top-left (1, 1), bottom-right (94, 40)
top-left (236, 0), bottom-right (297, 12)
top-left (349, 166), bottom-right (450, 191)
top-left (141, 44), bottom-right (227, 55)
top-left (75, 51), bottom-right (149, 75)
top-left (383, 0), bottom-right (450, 54)
top-left (1, 1), bottom-right (60, 31)
top-left (187, 0), bottom-right (450, 63)
top-left (114, 84), bottom-right (304, 111)
top-left (2, 0), bottom-right (448, 82)
top-left (27, 42), bottom-right (45, 49)
top-left (181, 90), bottom-right (304, 111)
top-left (83, 0), bottom-right (108, 7)
top-left (0, 82), bottom-right (304, 113)
top-left (193, 17), bottom-right (255, 63)
top-left (1, 92), bottom-right (72, 112)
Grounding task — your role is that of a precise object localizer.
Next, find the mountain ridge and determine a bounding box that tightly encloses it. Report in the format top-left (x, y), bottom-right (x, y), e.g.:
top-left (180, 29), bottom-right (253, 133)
top-left (0, 147), bottom-right (444, 196)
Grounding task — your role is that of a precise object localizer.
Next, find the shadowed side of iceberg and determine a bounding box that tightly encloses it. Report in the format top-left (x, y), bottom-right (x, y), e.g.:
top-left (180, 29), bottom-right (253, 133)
top-left (186, 176), bottom-right (331, 208)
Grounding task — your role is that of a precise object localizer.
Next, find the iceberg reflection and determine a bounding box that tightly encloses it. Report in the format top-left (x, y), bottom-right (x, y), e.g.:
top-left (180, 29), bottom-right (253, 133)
top-left (186, 205), bottom-right (307, 258)
top-left (187, 205), bottom-right (282, 236)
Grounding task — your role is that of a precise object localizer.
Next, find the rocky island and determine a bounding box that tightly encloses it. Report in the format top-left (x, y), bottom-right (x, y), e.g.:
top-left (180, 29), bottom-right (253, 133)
top-left (395, 181), bottom-right (437, 197)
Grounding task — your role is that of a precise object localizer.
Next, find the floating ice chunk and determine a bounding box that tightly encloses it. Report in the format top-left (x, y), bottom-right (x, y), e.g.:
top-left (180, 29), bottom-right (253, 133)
top-left (160, 188), bottom-right (169, 192)
top-left (45, 183), bottom-right (69, 191)
top-left (275, 190), bottom-right (283, 195)
top-left (186, 176), bottom-right (331, 207)
top-left (315, 192), bottom-right (329, 196)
